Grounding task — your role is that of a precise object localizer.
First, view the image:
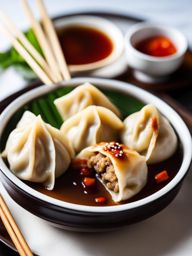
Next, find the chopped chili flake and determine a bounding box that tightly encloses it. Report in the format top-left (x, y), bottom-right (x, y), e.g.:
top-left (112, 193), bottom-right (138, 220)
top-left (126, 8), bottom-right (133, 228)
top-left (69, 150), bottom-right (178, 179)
top-left (95, 197), bottom-right (107, 204)
top-left (83, 177), bottom-right (96, 187)
top-left (155, 170), bottom-right (169, 184)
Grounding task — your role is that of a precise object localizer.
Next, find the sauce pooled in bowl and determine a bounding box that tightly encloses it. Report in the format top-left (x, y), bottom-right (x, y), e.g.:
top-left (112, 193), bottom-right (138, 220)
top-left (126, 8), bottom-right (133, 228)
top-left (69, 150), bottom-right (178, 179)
top-left (135, 35), bottom-right (177, 57)
top-left (58, 26), bottom-right (113, 65)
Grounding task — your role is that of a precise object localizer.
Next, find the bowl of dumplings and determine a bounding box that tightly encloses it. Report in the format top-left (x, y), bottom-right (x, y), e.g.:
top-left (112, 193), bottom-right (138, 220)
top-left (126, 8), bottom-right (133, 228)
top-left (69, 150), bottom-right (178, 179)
top-left (0, 77), bottom-right (191, 231)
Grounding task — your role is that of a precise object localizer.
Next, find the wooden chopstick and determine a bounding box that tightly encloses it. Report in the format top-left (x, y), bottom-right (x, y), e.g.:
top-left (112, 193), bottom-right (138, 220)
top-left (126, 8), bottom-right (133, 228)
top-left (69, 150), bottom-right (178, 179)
top-left (0, 24), bottom-right (53, 85)
top-left (0, 11), bottom-right (57, 83)
top-left (21, 0), bottom-right (62, 82)
top-left (36, 0), bottom-right (71, 80)
top-left (0, 206), bottom-right (26, 256)
top-left (0, 195), bottom-right (33, 256)
top-left (0, 0), bottom-right (71, 85)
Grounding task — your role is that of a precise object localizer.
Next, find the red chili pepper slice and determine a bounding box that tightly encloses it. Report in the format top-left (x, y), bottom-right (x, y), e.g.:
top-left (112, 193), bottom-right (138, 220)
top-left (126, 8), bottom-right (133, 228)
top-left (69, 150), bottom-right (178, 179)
top-left (83, 177), bottom-right (96, 187)
top-left (155, 170), bottom-right (169, 184)
top-left (95, 197), bottom-right (107, 204)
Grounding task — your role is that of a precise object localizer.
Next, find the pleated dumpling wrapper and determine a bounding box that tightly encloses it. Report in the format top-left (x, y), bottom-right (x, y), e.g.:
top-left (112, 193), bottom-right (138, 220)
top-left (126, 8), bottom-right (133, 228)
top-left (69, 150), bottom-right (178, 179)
top-left (61, 106), bottom-right (124, 153)
top-left (54, 82), bottom-right (121, 120)
top-left (2, 111), bottom-right (74, 190)
top-left (77, 142), bottom-right (148, 202)
top-left (121, 104), bottom-right (177, 164)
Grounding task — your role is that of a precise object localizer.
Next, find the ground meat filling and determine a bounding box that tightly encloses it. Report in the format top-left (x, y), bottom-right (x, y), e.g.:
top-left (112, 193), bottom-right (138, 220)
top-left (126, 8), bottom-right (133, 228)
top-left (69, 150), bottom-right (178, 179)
top-left (87, 153), bottom-right (119, 193)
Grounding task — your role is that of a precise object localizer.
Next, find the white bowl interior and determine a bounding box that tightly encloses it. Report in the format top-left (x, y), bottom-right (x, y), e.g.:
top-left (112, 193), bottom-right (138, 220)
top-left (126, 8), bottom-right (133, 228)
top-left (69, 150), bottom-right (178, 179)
top-left (54, 16), bottom-right (124, 71)
top-left (0, 78), bottom-right (191, 213)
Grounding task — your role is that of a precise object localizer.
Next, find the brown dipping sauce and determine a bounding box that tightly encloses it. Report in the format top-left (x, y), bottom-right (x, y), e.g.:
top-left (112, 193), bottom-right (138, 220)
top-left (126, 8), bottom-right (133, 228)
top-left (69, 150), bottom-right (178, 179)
top-left (58, 26), bottom-right (113, 65)
top-left (29, 144), bottom-right (183, 207)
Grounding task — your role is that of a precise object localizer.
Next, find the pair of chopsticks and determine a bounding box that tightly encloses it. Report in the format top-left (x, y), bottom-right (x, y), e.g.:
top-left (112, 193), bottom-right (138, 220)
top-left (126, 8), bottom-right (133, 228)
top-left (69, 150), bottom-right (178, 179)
top-left (0, 0), bottom-right (72, 254)
top-left (0, 195), bottom-right (33, 256)
top-left (0, 0), bottom-right (71, 85)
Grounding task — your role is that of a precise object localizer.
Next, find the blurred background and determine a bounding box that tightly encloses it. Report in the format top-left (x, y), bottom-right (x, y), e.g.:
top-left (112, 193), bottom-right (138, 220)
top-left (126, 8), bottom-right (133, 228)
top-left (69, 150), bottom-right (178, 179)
top-left (0, 0), bottom-right (192, 101)
top-left (0, 0), bottom-right (192, 100)
top-left (0, 0), bottom-right (192, 49)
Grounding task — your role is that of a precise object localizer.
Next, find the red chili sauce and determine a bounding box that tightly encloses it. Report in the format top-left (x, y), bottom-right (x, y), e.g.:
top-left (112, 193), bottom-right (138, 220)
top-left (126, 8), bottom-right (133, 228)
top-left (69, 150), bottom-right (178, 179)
top-left (135, 35), bottom-right (177, 57)
top-left (58, 26), bottom-right (113, 65)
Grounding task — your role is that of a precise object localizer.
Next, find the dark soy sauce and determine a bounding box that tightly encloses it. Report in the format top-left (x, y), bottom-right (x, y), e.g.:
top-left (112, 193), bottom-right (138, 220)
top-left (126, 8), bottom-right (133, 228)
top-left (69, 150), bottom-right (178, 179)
top-left (58, 26), bottom-right (113, 65)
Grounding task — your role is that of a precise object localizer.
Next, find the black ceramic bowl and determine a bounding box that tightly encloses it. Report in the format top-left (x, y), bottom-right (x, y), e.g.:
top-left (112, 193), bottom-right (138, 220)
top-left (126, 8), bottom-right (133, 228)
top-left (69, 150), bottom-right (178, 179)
top-left (0, 78), bottom-right (191, 231)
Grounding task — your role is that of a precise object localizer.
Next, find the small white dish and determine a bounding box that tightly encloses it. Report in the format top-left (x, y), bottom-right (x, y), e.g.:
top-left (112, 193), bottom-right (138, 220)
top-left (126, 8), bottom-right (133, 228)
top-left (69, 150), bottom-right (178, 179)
top-left (125, 22), bottom-right (188, 83)
top-left (54, 15), bottom-right (124, 73)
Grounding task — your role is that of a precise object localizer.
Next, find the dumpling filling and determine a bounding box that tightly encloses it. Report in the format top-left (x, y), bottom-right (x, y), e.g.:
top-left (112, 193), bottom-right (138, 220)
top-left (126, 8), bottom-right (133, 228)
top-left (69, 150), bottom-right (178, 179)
top-left (87, 153), bottom-right (119, 193)
top-left (78, 142), bottom-right (148, 202)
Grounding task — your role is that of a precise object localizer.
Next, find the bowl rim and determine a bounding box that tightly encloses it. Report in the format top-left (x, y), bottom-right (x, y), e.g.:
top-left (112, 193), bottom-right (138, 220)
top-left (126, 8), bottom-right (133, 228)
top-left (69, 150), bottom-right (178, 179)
top-left (54, 15), bottom-right (124, 72)
top-left (125, 22), bottom-right (188, 62)
top-left (0, 77), bottom-right (191, 213)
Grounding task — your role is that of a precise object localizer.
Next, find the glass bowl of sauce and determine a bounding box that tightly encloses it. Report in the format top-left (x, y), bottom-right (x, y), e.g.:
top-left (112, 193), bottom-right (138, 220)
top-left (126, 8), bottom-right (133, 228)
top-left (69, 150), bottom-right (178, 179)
top-left (54, 15), bottom-right (124, 73)
top-left (125, 22), bottom-right (187, 83)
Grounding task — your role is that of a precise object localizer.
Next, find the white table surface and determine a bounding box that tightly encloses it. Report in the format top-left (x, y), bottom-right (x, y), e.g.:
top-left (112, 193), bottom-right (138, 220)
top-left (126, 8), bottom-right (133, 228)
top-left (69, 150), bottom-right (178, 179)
top-left (0, 1), bottom-right (192, 256)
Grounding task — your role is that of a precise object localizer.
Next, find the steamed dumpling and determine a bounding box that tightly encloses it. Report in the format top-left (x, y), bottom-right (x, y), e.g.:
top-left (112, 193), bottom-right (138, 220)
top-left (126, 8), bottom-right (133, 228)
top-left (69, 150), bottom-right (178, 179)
top-left (54, 82), bottom-right (121, 120)
top-left (77, 142), bottom-right (148, 202)
top-left (121, 104), bottom-right (177, 164)
top-left (61, 106), bottom-right (124, 153)
top-left (2, 111), bottom-right (74, 190)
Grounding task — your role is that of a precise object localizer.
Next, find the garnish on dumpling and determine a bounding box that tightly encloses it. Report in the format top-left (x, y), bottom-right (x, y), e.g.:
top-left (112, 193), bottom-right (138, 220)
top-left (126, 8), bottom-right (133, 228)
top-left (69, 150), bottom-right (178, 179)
top-left (2, 111), bottom-right (74, 190)
top-left (121, 104), bottom-right (178, 164)
top-left (76, 142), bottom-right (148, 202)
top-left (54, 82), bottom-right (121, 120)
top-left (60, 106), bottom-right (124, 153)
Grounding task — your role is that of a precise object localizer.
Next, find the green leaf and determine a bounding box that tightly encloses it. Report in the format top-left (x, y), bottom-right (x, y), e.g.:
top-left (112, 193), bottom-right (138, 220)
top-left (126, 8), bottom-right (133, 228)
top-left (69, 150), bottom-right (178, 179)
top-left (102, 89), bottom-right (144, 118)
top-left (0, 28), bottom-right (42, 79)
top-left (25, 28), bottom-right (43, 55)
top-left (0, 51), bottom-right (13, 69)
